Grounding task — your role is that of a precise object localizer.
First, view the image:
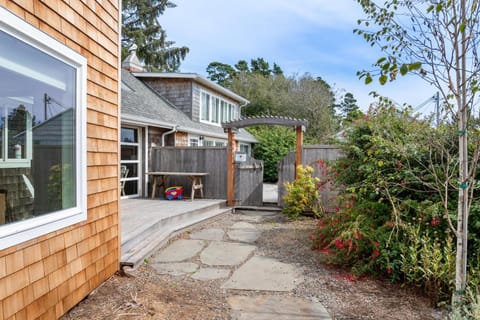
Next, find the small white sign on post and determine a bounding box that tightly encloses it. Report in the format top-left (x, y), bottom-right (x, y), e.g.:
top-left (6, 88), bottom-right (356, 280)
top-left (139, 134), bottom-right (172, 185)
top-left (235, 152), bottom-right (247, 162)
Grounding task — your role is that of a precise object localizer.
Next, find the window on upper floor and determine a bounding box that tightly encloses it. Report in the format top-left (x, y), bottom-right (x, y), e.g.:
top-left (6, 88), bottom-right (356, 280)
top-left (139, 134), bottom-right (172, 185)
top-left (0, 7), bottom-right (87, 250)
top-left (200, 91), bottom-right (238, 125)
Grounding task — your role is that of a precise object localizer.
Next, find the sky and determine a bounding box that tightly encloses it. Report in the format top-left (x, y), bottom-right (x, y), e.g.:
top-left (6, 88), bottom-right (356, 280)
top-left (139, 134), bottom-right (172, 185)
top-left (161, 0), bottom-right (439, 114)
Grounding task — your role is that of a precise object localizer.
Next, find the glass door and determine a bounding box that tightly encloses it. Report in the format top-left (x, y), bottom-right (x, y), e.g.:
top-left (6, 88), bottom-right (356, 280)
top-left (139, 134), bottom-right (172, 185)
top-left (121, 127), bottom-right (141, 198)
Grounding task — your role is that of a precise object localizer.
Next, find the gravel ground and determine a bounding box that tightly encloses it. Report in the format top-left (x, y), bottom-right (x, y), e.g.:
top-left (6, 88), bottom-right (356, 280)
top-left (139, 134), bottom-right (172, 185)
top-left (61, 211), bottom-right (446, 320)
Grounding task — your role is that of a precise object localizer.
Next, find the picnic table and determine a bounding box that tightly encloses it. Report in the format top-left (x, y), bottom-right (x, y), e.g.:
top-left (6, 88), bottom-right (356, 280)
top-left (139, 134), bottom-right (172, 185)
top-left (146, 172), bottom-right (209, 201)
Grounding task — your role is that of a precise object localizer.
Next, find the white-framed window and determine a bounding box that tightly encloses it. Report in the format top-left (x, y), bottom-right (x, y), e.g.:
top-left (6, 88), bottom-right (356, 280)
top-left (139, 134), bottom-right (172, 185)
top-left (188, 134), bottom-right (201, 147)
top-left (0, 7), bottom-right (87, 250)
top-left (239, 143), bottom-right (251, 156)
top-left (203, 138), bottom-right (227, 147)
top-left (200, 91), bottom-right (239, 125)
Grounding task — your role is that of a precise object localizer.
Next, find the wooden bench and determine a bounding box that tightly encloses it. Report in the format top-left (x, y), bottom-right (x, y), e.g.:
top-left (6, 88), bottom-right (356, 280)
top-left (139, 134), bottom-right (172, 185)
top-left (146, 172), bottom-right (209, 201)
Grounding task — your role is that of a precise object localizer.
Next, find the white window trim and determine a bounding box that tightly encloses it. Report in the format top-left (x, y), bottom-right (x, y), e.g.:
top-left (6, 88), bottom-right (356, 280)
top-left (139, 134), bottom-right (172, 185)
top-left (120, 126), bottom-right (142, 199)
top-left (199, 90), bottom-right (239, 126)
top-left (0, 7), bottom-right (87, 250)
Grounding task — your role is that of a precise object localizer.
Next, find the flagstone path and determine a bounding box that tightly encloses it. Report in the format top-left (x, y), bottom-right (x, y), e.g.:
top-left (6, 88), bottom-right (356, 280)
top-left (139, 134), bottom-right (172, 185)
top-left (150, 210), bottom-right (331, 320)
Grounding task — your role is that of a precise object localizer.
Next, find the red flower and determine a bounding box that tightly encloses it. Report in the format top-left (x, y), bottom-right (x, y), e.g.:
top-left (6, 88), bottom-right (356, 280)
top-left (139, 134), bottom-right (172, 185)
top-left (320, 247), bottom-right (330, 254)
top-left (396, 162), bottom-right (403, 169)
top-left (387, 267), bottom-right (392, 274)
top-left (374, 241), bottom-right (380, 247)
top-left (431, 217), bottom-right (440, 227)
top-left (347, 239), bottom-right (354, 252)
top-left (335, 239), bottom-right (345, 249)
top-left (344, 275), bottom-right (357, 282)
top-left (353, 231), bottom-right (362, 239)
top-left (372, 249), bottom-right (380, 259)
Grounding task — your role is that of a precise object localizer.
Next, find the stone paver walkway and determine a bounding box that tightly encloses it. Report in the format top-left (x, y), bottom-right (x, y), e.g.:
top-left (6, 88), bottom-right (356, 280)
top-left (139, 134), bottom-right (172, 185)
top-left (150, 210), bottom-right (331, 320)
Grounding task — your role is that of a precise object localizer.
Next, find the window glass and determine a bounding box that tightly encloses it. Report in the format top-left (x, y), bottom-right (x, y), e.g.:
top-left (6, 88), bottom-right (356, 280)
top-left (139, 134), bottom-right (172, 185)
top-left (0, 29), bottom-right (77, 222)
top-left (121, 127), bottom-right (138, 143)
top-left (221, 101), bottom-right (228, 122)
top-left (202, 91), bottom-right (238, 124)
top-left (121, 145), bottom-right (138, 161)
top-left (203, 140), bottom-right (215, 147)
top-left (215, 141), bottom-right (226, 147)
top-left (240, 143), bottom-right (250, 155)
top-left (201, 92), bottom-right (209, 121)
top-left (228, 104), bottom-right (233, 121)
top-left (189, 138), bottom-right (199, 147)
top-left (212, 97), bottom-right (219, 123)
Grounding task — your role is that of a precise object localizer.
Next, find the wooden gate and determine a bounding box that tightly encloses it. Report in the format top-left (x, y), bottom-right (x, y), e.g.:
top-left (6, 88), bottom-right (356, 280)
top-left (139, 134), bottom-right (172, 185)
top-left (234, 158), bottom-right (263, 206)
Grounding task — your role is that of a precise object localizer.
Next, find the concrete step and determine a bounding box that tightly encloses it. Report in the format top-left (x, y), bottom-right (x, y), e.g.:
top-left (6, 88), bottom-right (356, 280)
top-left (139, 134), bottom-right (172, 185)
top-left (234, 206), bottom-right (282, 212)
top-left (121, 203), bottom-right (232, 267)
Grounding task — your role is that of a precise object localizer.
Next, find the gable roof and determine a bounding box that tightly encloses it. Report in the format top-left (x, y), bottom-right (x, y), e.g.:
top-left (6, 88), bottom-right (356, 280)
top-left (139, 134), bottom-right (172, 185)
top-left (132, 72), bottom-right (249, 105)
top-left (121, 70), bottom-right (257, 143)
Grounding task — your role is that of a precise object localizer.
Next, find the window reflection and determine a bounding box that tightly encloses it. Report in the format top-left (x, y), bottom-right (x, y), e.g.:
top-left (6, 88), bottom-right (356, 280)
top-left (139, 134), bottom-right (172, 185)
top-left (0, 29), bottom-right (76, 224)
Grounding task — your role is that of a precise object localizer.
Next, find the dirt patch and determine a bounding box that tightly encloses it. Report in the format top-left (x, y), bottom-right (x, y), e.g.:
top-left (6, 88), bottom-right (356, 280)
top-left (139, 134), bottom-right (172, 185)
top-left (61, 213), bottom-right (445, 320)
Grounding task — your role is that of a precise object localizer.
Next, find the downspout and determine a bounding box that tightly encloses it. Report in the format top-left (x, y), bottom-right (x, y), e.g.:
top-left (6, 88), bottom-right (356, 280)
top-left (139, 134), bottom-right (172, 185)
top-left (161, 125), bottom-right (178, 146)
top-left (239, 101), bottom-right (249, 118)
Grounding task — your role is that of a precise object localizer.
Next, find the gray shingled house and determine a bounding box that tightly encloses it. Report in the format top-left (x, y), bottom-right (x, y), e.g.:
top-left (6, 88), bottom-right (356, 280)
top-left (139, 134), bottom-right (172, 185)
top-left (120, 65), bottom-right (257, 198)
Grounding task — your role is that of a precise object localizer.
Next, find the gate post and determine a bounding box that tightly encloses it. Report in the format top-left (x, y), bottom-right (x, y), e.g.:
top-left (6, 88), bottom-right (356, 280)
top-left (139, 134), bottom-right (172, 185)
top-left (227, 128), bottom-right (235, 206)
top-left (295, 125), bottom-right (304, 180)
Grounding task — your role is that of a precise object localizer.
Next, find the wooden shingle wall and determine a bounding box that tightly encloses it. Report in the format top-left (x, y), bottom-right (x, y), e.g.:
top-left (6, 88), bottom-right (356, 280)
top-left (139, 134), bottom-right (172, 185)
top-left (146, 79), bottom-right (193, 119)
top-left (0, 1), bottom-right (120, 319)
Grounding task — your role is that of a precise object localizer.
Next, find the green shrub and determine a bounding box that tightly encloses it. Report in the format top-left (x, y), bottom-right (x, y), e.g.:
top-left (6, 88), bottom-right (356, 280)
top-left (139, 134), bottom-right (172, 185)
top-left (310, 105), bottom-right (480, 305)
top-left (283, 165), bottom-right (322, 219)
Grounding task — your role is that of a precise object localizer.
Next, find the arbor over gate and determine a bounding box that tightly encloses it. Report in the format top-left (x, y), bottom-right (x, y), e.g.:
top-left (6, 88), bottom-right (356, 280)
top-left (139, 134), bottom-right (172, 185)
top-left (222, 116), bottom-right (308, 206)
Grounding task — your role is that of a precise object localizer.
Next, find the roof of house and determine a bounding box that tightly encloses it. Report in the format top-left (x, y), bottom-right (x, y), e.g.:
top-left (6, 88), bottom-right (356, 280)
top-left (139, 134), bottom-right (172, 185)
top-left (121, 70), bottom-right (257, 143)
top-left (132, 72), bottom-right (250, 105)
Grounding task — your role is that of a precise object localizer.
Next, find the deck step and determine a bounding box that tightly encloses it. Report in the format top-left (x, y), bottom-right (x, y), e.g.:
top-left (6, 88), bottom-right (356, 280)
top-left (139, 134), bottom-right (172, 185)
top-left (121, 203), bottom-right (231, 267)
top-left (234, 205), bottom-right (282, 212)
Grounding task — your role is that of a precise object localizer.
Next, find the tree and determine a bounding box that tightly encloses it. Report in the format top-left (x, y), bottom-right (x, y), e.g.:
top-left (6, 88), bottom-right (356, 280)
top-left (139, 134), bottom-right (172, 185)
top-left (248, 125), bottom-right (296, 182)
top-left (338, 92), bottom-right (362, 125)
top-left (355, 0), bottom-right (480, 305)
top-left (122, 0), bottom-right (189, 71)
top-left (206, 62), bottom-right (237, 87)
top-left (206, 59), bottom-right (337, 141)
top-left (206, 58), bottom-right (284, 82)
top-left (229, 72), bottom-right (337, 142)
top-left (339, 92), bottom-right (359, 116)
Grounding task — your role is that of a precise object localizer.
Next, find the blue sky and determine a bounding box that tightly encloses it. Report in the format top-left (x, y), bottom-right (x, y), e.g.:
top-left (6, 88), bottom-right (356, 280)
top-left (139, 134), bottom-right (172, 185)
top-left (161, 0), bottom-right (438, 114)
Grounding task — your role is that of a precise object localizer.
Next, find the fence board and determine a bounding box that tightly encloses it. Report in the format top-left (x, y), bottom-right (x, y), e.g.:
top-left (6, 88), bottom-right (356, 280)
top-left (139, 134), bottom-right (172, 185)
top-left (150, 147), bottom-right (227, 199)
top-left (278, 145), bottom-right (343, 208)
top-left (235, 159), bottom-right (263, 206)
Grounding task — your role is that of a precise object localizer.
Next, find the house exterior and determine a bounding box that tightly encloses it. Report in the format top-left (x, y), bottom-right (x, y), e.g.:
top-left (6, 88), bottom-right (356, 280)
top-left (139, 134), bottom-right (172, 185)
top-left (120, 66), bottom-right (257, 198)
top-left (0, 1), bottom-right (120, 318)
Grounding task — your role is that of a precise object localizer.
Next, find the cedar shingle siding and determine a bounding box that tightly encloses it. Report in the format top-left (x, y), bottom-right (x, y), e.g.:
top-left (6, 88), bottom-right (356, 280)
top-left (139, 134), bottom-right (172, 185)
top-left (0, 1), bottom-right (120, 318)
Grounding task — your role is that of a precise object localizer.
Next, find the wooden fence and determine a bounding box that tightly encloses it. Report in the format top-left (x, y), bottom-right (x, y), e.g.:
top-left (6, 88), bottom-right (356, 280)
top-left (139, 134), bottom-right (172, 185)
top-left (278, 144), bottom-right (343, 208)
top-left (150, 147), bottom-right (264, 205)
top-left (151, 147), bottom-right (228, 199)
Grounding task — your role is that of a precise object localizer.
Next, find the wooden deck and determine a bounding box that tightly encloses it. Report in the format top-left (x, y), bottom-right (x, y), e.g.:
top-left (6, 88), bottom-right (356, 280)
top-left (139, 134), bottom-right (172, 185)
top-left (120, 198), bottom-right (231, 267)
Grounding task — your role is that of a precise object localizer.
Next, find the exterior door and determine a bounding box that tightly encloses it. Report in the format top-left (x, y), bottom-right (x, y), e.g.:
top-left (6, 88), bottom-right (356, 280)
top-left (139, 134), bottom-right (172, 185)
top-left (121, 127), bottom-right (142, 198)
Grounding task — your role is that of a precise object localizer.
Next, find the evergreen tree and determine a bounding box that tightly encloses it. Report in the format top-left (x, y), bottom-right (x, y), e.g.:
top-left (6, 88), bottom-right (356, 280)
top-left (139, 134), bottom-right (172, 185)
top-left (339, 92), bottom-right (359, 116)
top-left (122, 0), bottom-right (189, 71)
top-left (206, 62), bottom-right (237, 87)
